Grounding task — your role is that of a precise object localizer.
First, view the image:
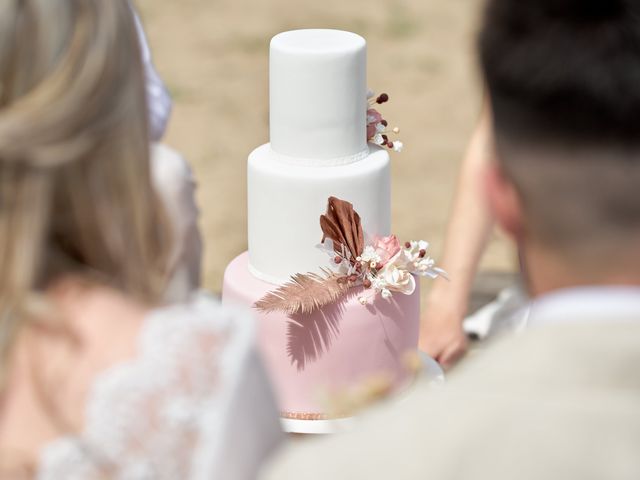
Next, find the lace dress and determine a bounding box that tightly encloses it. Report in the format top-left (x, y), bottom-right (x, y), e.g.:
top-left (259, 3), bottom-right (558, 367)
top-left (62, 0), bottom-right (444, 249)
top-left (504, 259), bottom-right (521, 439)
top-left (37, 293), bottom-right (283, 479)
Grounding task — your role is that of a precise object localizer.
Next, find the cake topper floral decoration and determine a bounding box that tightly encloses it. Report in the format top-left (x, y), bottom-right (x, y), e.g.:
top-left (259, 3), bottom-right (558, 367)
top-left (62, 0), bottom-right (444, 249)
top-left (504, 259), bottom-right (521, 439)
top-left (367, 90), bottom-right (403, 152)
top-left (255, 197), bottom-right (445, 315)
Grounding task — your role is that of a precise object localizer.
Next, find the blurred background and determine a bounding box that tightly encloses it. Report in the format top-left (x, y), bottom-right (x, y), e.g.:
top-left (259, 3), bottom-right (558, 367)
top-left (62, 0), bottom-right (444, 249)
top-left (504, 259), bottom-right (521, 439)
top-left (134, 0), bottom-right (516, 302)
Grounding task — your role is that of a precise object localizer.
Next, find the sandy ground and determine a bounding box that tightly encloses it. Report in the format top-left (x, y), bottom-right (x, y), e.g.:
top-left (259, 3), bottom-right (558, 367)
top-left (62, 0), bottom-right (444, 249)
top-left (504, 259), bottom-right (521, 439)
top-left (134, 0), bottom-right (516, 295)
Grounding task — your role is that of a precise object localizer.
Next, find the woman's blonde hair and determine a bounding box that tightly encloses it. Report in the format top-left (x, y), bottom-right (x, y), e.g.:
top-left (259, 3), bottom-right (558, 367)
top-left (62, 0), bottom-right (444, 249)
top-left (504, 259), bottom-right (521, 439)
top-left (0, 0), bottom-right (172, 343)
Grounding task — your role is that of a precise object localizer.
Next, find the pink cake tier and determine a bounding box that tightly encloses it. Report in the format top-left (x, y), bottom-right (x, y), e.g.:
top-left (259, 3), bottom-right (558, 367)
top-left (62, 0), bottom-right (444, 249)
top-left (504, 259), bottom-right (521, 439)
top-left (222, 251), bottom-right (420, 419)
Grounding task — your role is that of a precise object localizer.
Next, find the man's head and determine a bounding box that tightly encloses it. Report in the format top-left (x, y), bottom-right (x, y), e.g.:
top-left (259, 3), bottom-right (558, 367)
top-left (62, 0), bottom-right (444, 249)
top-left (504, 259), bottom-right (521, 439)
top-left (479, 0), bottom-right (640, 293)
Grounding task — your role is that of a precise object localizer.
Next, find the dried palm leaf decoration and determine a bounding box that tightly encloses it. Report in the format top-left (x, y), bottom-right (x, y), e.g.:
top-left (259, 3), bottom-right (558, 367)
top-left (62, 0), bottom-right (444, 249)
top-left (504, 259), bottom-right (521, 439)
top-left (320, 196), bottom-right (364, 261)
top-left (254, 270), bottom-right (348, 315)
top-left (255, 197), bottom-right (362, 315)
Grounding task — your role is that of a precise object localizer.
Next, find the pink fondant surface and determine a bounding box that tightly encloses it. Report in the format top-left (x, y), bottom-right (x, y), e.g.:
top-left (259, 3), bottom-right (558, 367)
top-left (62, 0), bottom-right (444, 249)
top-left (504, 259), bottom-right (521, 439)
top-left (222, 251), bottom-right (420, 415)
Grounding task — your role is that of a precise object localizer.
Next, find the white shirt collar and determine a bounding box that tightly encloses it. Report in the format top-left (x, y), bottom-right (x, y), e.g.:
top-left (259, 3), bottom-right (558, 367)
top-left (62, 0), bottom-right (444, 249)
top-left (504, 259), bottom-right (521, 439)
top-left (527, 286), bottom-right (640, 328)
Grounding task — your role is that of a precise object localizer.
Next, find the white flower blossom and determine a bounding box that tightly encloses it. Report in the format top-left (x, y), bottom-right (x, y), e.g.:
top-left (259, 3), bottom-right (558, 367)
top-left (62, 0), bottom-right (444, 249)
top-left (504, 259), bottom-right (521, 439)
top-left (381, 288), bottom-right (393, 300)
top-left (414, 257), bottom-right (447, 279)
top-left (414, 256), bottom-right (435, 272)
top-left (411, 240), bottom-right (429, 252)
top-left (360, 245), bottom-right (381, 264)
top-left (393, 239), bottom-right (448, 280)
top-left (392, 141), bottom-right (404, 152)
top-left (380, 263), bottom-right (416, 295)
top-left (375, 122), bottom-right (386, 133)
top-left (373, 133), bottom-right (385, 146)
top-left (370, 275), bottom-right (387, 291)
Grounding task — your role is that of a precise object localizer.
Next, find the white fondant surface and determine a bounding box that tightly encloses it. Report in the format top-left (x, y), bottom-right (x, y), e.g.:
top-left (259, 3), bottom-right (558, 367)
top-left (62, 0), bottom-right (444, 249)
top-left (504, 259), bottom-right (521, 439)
top-left (270, 30), bottom-right (368, 161)
top-left (248, 144), bottom-right (391, 283)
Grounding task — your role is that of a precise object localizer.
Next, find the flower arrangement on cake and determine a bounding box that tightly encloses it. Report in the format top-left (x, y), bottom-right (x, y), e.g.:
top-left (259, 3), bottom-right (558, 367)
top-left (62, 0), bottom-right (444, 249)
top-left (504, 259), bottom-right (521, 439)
top-left (255, 197), bottom-right (446, 315)
top-left (366, 90), bottom-right (403, 152)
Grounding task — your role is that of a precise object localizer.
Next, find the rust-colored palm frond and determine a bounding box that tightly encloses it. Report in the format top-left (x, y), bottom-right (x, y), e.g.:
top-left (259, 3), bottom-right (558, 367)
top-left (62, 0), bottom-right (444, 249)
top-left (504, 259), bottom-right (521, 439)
top-left (320, 197), bottom-right (364, 261)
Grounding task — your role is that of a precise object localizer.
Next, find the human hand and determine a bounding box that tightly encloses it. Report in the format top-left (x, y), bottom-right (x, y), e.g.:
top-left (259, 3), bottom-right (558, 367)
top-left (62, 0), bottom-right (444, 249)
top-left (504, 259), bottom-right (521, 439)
top-left (419, 299), bottom-right (469, 371)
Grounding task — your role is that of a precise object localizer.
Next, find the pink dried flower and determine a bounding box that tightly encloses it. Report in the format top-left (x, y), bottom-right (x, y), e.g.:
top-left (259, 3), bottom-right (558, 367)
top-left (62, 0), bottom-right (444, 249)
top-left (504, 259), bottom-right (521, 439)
top-left (366, 91), bottom-right (403, 152)
top-left (373, 235), bottom-right (401, 266)
top-left (367, 108), bottom-right (384, 139)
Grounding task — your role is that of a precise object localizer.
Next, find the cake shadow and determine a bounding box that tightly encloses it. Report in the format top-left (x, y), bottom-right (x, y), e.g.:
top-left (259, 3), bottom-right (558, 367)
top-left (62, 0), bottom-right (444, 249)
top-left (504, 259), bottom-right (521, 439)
top-left (366, 298), bottom-right (406, 357)
top-left (286, 289), bottom-right (359, 371)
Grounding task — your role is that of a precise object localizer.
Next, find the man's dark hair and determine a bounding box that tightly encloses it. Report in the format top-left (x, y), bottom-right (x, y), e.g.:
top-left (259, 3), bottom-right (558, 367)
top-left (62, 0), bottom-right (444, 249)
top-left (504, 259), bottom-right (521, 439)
top-left (480, 0), bottom-right (640, 148)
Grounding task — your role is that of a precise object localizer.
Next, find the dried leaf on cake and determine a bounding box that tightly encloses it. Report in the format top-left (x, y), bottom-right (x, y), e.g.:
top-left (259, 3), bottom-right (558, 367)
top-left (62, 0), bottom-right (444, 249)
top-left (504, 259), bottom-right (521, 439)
top-left (320, 197), bottom-right (364, 261)
top-left (254, 270), bottom-right (348, 315)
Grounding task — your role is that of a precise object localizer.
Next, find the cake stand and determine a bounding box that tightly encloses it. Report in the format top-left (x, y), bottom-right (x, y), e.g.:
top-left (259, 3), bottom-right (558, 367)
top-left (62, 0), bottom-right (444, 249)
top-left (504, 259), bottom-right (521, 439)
top-left (281, 351), bottom-right (445, 434)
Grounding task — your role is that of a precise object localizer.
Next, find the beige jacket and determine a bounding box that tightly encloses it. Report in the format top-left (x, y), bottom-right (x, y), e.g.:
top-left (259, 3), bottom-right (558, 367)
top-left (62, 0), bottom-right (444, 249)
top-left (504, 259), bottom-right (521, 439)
top-left (263, 317), bottom-right (640, 479)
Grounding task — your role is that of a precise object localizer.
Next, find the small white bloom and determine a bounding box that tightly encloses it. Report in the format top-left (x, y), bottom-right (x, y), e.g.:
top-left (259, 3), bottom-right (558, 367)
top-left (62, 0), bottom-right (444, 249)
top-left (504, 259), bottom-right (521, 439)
top-left (373, 133), bottom-right (385, 146)
top-left (359, 296), bottom-right (369, 305)
top-left (376, 122), bottom-right (386, 133)
top-left (367, 115), bottom-right (377, 123)
top-left (360, 245), bottom-right (381, 264)
top-left (371, 275), bottom-right (387, 291)
top-left (414, 257), bottom-right (446, 279)
top-left (414, 256), bottom-right (435, 271)
top-left (381, 288), bottom-right (393, 300)
top-left (393, 141), bottom-right (404, 153)
top-left (370, 261), bottom-right (377, 269)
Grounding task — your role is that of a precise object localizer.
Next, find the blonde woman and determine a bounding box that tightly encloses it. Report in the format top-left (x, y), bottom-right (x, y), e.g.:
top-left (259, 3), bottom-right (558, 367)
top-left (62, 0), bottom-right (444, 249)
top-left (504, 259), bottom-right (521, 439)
top-left (0, 1), bottom-right (281, 477)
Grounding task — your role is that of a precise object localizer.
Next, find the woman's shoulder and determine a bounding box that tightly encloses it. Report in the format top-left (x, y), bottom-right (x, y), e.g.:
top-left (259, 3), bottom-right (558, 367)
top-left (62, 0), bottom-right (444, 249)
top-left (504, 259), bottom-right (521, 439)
top-left (37, 291), bottom-right (263, 479)
top-left (140, 291), bottom-right (256, 362)
top-left (155, 291), bottom-right (249, 329)
top-left (89, 291), bottom-right (256, 402)
top-left (62, 287), bottom-right (255, 367)
top-left (33, 285), bottom-right (257, 426)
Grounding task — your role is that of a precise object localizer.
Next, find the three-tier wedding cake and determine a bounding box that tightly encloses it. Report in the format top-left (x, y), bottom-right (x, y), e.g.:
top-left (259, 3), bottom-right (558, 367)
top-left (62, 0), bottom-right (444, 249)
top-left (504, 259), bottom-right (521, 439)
top-left (223, 29), bottom-right (442, 427)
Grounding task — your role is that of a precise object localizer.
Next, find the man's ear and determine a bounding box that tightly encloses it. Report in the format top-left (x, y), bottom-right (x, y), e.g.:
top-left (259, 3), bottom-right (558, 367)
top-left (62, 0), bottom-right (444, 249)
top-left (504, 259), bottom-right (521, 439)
top-left (484, 162), bottom-right (525, 241)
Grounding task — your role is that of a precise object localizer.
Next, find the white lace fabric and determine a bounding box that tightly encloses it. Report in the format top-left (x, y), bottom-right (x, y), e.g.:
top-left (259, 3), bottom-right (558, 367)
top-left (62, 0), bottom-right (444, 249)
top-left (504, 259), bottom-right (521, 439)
top-left (37, 293), bottom-right (283, 480)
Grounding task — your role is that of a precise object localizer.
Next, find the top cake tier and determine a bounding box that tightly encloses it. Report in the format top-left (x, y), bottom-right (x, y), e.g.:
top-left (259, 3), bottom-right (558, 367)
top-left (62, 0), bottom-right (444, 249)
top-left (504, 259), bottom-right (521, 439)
top-left (270, 30), bottom-right (368, 163)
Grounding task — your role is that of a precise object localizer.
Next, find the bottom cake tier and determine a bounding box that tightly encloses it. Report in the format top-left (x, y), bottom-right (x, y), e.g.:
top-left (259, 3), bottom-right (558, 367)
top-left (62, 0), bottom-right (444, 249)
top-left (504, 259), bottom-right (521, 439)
top-left (222, 251), bottom-right (420, 419)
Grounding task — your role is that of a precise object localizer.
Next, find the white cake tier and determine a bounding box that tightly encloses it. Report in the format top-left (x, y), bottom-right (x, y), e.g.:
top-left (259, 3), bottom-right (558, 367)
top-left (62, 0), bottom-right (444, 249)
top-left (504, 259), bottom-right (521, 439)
top-left (248, 143), bottom-right (391, 284)
top-left (270, 30), bottom-right (368, 164)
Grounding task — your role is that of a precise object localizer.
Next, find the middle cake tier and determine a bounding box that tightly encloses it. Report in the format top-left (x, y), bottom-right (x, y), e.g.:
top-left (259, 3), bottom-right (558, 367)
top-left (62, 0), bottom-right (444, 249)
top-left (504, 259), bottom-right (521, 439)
top-left (248, 143), bottom-right (391, 284)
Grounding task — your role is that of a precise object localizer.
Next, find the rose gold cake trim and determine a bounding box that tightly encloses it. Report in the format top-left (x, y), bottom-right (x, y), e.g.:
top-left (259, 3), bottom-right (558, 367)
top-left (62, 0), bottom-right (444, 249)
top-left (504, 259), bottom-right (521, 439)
top-left (280, 411), bottom-right (350, 421)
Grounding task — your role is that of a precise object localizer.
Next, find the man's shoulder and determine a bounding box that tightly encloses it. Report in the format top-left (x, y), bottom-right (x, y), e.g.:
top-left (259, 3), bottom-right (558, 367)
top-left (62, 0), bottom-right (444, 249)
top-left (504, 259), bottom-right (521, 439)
top-left (453, 321), bottom-right (640, 391)
top-left (263, 322), bottom-right (640, 480)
